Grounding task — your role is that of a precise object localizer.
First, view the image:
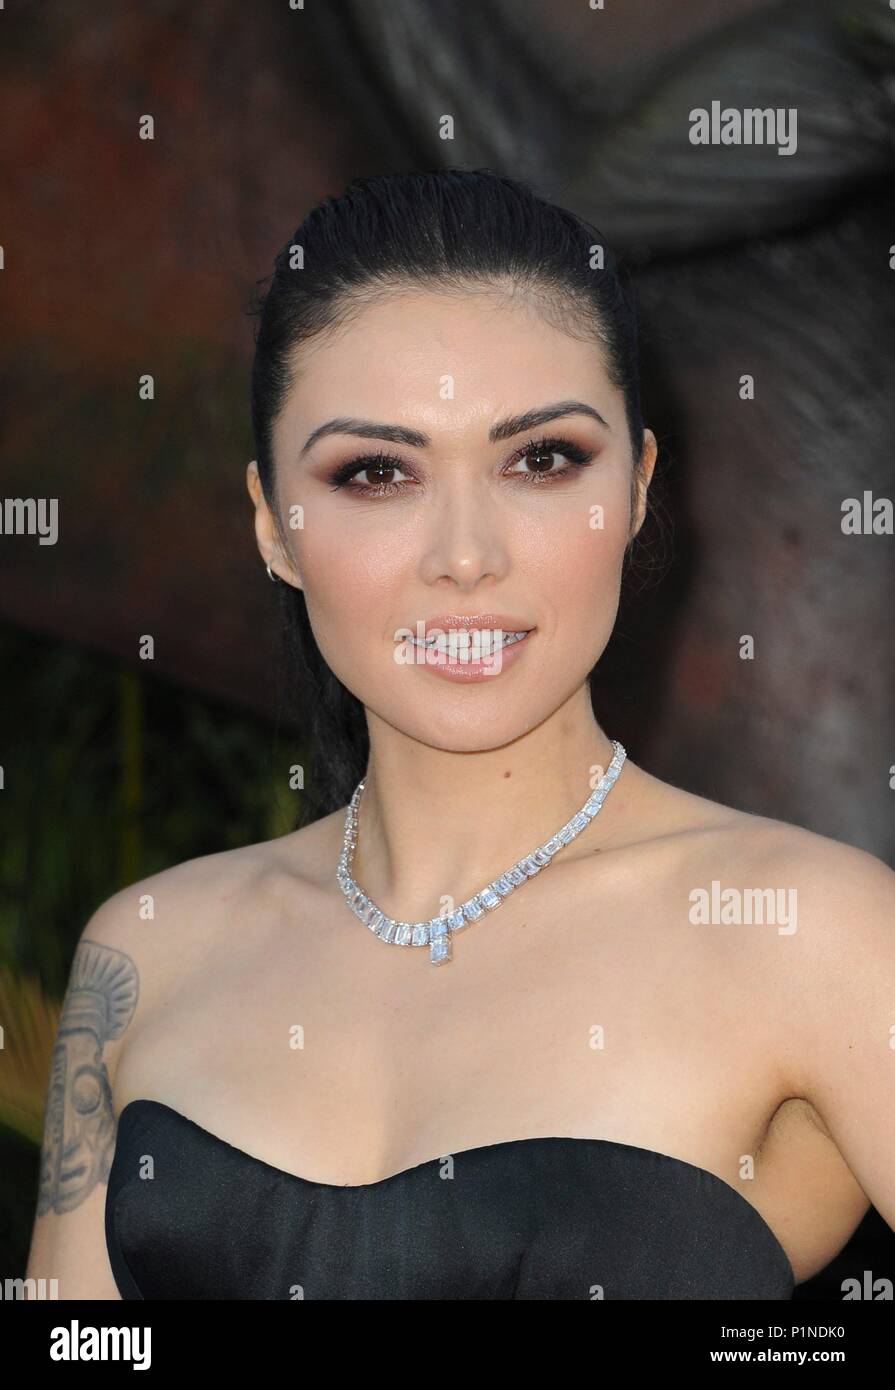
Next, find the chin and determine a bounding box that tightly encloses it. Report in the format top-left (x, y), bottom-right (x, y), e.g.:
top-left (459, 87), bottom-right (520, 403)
top-left (368, 689), bottom-right (556, 755)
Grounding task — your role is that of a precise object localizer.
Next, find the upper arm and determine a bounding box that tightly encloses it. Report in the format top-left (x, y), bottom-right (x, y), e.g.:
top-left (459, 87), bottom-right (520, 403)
top-left (779, 837), bottom-right (895, 1235)
top-left (24, 892), bottom-right (144, 1299)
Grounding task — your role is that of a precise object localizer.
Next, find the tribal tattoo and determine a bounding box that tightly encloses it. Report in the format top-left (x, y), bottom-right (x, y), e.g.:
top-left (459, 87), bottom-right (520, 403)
top-left (37, 939), bottom-right (139, 1215)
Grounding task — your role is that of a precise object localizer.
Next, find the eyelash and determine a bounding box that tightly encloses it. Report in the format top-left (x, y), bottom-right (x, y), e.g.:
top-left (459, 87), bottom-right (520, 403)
top-left (326, 435), bottom-right (596, 498)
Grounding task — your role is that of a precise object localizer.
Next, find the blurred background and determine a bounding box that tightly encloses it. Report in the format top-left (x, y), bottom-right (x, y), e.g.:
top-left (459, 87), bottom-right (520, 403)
top-left (1, 0), bottom-right (893, 1297)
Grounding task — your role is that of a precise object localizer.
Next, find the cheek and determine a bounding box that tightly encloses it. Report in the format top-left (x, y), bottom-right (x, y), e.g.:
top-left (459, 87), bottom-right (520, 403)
top-left (287, 517), bottom-right (412, 667)
top-left (521, 492), bottom-right (628, 618)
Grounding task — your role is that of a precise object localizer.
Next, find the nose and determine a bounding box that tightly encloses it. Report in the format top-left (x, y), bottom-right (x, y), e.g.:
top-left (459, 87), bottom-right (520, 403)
top-left (417, 477), bottom-right (510, 590)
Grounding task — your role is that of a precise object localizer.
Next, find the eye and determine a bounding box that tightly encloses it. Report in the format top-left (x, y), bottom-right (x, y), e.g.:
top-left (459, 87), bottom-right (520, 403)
top-left (504, 436), bottom-right (595, 484)
top-left (327, 451), bottom-right (415, 496)
top-left (326, 434), bottom-right (595, 498)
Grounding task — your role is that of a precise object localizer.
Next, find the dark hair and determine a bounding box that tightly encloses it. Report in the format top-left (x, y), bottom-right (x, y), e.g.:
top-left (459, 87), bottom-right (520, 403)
top-left (249, 167), bottom-right (649, 823)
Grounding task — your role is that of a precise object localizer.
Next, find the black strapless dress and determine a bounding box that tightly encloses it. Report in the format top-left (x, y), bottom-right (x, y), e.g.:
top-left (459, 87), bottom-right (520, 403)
top-left (105, 1098), bottom-right (795, 1300)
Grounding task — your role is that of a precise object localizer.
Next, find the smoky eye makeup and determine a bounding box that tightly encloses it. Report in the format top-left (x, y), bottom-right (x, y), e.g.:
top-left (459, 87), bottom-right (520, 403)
top-left (322, 434), bottom-right (599, 499)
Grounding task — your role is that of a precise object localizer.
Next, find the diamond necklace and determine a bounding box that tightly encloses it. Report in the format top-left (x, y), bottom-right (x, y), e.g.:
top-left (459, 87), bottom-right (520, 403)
top-left (336, 739), bottom-right (627, 965)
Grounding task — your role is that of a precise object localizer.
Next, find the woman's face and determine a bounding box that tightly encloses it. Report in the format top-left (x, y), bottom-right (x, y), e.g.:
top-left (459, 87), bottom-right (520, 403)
top-left (251, 287), bottom-right (655, 752)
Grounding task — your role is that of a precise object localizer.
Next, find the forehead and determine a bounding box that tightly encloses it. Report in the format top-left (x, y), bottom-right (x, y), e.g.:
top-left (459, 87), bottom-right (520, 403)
top-left (280, 287), bottom-right (616, 435)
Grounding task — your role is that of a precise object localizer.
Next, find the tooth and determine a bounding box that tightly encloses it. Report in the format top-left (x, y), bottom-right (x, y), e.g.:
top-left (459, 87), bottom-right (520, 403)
top-left (406, 627), bottom-right (529, 656)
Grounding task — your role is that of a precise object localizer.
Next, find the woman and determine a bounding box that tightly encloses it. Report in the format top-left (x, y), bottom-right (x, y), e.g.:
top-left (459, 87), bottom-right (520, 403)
top-left (26, 168), bottom-right (895, 1300)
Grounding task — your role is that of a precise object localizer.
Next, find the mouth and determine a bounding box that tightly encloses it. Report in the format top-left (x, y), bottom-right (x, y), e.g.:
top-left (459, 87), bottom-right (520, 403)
top-left (407, 627), bottom-right (533, 657)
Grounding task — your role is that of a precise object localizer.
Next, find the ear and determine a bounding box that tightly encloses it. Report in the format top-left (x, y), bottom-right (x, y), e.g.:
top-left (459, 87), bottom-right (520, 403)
top-left (629, 429), bottom-right (658, 540)
top-left (245, 460), bottom-right (303, 589)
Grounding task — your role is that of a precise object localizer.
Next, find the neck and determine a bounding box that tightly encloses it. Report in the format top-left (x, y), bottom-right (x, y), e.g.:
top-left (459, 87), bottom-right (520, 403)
top-left (347, 686), bottom-right (623, 925)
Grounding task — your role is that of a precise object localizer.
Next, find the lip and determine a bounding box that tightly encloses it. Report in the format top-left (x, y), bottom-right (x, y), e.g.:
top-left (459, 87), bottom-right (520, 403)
top-left (420, 612), bottom-right (534, 637)
top-left (401, 620), bottom-right (537, 683)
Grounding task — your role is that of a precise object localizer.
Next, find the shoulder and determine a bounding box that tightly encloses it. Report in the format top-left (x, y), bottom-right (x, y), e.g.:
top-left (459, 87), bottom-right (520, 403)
top-left (612, 760), bottom-right (894, 981)
top-left (625, 761), bottom-right (891, 899)
top-left (629, 764), bottom-right (895, 1115)
top-left (728, 815), bottom-right (895, 1226)
top-left (642, 765), bottom-right (895, 1058)
top-left (70, 812), bottom-right (346, 1068)
top-left (737, 810), bottom-right (895, 1031)
top-left (80, 835), bottom-right (280, 960)
top-left (700, 794), bottom-right (895, 940)
top-left (724, 808), bottom-right (895, 1008)
top-left (85, 808), bottom-right (345, 945)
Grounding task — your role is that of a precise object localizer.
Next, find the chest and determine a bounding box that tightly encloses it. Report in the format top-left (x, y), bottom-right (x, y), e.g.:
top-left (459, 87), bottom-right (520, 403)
top-left (116, 872), bottom-right (775, 1188)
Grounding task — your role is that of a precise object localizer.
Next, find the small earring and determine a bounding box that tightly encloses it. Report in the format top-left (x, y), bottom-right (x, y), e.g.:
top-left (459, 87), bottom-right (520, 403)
top-left (266, 562), bottom-right (281, 583)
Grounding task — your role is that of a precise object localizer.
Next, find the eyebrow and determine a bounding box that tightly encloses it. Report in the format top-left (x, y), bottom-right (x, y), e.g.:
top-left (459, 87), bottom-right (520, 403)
top-left (298, 399), bottom-right (611, 457)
